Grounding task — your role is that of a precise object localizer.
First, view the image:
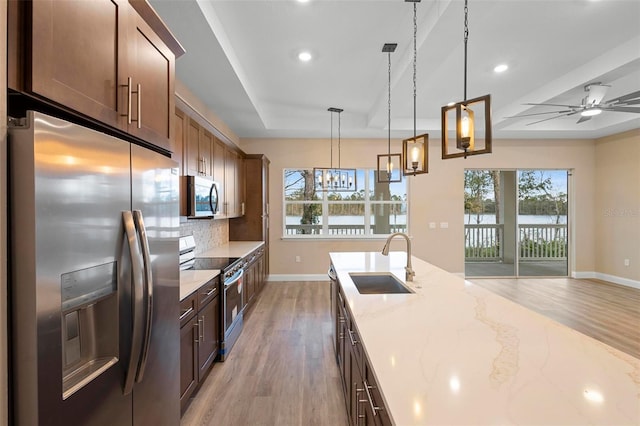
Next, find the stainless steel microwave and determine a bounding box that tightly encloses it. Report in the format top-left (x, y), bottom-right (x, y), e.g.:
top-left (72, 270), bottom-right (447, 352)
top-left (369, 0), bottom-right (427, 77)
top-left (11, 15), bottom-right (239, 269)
top-left (181, 176), bottom-right (219, 218)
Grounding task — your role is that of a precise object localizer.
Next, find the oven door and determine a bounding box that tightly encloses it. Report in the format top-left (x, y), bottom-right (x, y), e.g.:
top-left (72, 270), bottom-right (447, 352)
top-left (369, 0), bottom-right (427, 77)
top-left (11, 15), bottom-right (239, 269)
top-left (224, 268), bottom-right (244, 333)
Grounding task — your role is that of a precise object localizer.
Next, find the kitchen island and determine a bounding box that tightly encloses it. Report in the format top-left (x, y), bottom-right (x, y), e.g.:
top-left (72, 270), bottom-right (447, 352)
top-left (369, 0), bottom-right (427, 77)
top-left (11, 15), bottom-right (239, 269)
top-left (330, 251), bottom-right (640, 425)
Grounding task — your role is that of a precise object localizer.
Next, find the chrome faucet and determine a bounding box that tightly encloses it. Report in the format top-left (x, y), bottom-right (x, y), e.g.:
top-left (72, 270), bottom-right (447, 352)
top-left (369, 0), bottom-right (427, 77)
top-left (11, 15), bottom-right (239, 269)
top-left (381, 232), bottom-right (415, 282)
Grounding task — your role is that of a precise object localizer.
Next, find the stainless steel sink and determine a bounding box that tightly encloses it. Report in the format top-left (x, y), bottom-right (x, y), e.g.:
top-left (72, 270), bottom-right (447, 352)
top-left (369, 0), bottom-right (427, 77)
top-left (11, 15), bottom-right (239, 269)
top-left (348, 273), bottom-right (414, 294)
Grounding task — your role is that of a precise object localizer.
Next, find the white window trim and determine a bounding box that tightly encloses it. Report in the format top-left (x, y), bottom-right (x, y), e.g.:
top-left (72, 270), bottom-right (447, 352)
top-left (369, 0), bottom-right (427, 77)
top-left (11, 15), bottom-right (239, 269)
top-left (282, 168), bottom-right (409, 239)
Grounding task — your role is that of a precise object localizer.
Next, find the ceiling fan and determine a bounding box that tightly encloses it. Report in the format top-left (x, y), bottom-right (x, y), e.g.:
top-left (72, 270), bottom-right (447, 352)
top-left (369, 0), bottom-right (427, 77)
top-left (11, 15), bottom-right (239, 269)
top-left (508, 83), bottom-right (640, 125)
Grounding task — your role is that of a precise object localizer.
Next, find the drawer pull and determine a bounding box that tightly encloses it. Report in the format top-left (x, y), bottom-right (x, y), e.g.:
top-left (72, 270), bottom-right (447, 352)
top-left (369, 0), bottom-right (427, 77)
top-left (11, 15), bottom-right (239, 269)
top-left (179, 306), bottom-right (194, 321)
top-left (348, 329), bottom-right (359, 346)
top-left (205, 287), bottom-right (216, 297)
top-left (364, 380), bottom-right (382, 416)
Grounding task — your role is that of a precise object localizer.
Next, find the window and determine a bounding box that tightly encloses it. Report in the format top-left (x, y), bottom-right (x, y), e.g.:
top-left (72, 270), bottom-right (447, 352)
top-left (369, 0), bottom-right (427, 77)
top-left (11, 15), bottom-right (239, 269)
top-left (284, 169), bottom-right (408, 238)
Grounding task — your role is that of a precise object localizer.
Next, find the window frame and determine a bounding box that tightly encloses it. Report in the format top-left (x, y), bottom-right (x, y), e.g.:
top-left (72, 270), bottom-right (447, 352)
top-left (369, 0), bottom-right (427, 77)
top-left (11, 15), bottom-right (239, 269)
top-left (282, 168), bottom-right (409, 239)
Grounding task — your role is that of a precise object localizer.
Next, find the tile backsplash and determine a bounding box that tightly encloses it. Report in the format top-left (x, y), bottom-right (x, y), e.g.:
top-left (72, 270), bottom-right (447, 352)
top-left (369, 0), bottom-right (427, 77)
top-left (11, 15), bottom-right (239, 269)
top-left (180, 218), bottom-right (229, 254)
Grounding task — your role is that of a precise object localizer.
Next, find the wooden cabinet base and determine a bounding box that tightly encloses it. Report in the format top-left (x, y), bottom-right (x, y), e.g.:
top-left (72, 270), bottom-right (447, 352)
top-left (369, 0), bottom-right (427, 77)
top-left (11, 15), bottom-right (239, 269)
top-left (333, 275), bottom-right (391, 426)
top-left (179, 277), bottom-right (220, 414)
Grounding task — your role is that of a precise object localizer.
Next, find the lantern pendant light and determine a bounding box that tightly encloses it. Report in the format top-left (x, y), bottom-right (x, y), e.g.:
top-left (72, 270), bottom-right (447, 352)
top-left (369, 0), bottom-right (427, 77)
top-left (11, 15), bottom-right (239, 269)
top-left (441, 0), bottom-right (492, 159)
top-left (377, 43), bottom-right (402, 183)
top-left (403, 0), bottom-right (428, 176)
top-left (314, 108), bottom-right (356, 192)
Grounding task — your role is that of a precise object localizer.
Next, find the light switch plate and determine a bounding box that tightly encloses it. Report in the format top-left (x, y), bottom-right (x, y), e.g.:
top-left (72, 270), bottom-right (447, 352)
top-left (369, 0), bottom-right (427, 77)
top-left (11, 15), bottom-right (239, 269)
top-left (429, 222), bottom-right (436, 229)
top-left (440, 222), bottom-right (449, 229)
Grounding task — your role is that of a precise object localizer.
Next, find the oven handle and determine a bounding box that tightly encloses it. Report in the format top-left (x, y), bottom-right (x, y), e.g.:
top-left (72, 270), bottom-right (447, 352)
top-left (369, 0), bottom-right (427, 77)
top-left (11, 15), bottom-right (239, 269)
top-left (224, 268), bottom-right (244, 289)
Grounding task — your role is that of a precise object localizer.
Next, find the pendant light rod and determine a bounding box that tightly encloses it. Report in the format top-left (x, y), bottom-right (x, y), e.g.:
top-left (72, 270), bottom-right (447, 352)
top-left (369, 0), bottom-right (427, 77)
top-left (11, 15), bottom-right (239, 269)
top-left (328, 107), bottom-right (343, 167)
top-left (382, 43), bottom-right (397, 157)
top-left (338, 110), bottom-right (341, 168)
top-left (463, 0), bottom-right (469, 101)
top-left (406, 0), bottom-right (420, 140)
top-left (413, 1), bottom-right (417, 140)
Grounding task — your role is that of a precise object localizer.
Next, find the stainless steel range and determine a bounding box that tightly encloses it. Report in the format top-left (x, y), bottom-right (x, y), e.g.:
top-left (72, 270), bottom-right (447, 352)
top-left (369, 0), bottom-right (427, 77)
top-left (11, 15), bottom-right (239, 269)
top-left (179, 236), bottom-right (246, 360)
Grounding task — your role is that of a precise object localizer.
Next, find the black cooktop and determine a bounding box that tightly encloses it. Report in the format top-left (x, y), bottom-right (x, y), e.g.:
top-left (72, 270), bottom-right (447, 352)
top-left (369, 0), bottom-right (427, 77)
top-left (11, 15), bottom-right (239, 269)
top-left (187, 257), bottom-right (240, 271)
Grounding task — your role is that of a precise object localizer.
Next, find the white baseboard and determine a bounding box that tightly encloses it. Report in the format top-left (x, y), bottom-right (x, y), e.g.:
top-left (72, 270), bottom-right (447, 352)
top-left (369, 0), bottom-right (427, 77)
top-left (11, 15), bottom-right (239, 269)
top-left (266, 274), bottom-right (328, 282)
top-left (572, 271), bottom-right (640, 290)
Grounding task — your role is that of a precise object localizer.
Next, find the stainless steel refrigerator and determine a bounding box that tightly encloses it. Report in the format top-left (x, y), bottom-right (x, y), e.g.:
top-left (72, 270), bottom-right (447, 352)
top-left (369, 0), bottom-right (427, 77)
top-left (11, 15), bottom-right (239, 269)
top-left (8, 111), bottom-right (180, 425)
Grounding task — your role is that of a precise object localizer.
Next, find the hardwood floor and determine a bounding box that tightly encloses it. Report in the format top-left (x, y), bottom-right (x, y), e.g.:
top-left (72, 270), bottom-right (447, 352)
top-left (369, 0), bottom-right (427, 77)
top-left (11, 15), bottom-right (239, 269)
top-left (468, 277), bottom-right (640, 359)
top-left (181, 282), bottom-right (348, 426)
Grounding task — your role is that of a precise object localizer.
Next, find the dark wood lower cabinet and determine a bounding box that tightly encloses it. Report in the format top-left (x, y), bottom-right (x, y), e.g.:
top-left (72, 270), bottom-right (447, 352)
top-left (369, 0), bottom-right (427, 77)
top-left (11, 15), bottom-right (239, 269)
top-left (179, 317), bottom-right (198, 407)
top-left (243, 247), bottom-right (266, 312)
top-left (179, 277), bottom-right (220, 413)
top-left (333, 274), bottom-right (391, 426)
top-left (197, 295), bottom-right (219, 379)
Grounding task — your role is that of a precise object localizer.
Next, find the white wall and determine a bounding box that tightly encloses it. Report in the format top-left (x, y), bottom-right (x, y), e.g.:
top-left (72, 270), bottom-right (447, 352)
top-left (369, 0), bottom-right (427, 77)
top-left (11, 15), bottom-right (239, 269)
top-left (594, 129), bottom-right (640, 286)
top-left (240, 136), bottom-right (597, 277)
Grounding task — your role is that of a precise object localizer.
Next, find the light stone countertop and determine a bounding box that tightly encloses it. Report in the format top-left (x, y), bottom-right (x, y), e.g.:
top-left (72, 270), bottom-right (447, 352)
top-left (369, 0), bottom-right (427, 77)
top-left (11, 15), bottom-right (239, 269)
top-left (329, 251), bottom-right (640, 426)
top-left (179, 269), bottom-right (220, 301)
top-left (199, 241), bottom-right (265, 259)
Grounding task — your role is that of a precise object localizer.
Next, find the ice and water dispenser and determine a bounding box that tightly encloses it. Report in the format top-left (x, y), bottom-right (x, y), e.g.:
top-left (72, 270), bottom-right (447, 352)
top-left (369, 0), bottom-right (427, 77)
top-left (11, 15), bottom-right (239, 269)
top-left (60, 262), bottom-right (119, 399)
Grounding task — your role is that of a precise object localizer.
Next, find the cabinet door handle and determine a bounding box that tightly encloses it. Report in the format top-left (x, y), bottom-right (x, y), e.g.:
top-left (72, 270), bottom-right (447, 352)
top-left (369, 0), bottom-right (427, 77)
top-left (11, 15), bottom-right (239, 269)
top-left (136, 83), bottom-right (142, 129)
top-left (348, 329), bottom-right (358, 346)
top-left (201, 315), bottom-right (205, 342)
top-left (198, 317), bottom-right (204, 341)
top-left (122, 77), bottom-right (132, 124)
top-left (364, 380), bottom-right (382, 416)
top-left (194, 321), bottom-right (200, 343)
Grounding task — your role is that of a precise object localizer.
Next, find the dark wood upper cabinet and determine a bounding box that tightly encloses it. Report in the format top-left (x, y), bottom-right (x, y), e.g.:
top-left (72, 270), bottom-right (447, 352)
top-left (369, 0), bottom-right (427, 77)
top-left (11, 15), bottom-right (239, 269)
top-left (127, 12), bottom-right (175, 149)
top-left (29, 0), bottom-right (127, 130)
top-left (10, 0), bottom-right (184, 153)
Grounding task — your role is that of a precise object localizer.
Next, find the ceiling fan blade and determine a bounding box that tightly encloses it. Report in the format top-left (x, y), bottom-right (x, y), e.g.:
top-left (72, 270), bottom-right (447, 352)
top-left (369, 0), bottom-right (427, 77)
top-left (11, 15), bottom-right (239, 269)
top-left (576, 115), bottom-right (592, 124)
top-left (526, 114), bottom-right (572, 126)
top-left (605, 106), bottom-right (640, 113)
top-left (506, 110), bottom-right (575, 118)
top-left (603, 90), bottom-right (640, 105)
top-left (524, 102), bottom-right (582, 108)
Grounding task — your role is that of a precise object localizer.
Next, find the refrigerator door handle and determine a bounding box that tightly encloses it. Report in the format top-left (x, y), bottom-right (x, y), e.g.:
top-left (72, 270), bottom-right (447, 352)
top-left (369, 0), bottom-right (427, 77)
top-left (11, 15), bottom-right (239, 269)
top-left (122, 211), bottom-right (146, 396)
top-left (133, 210), bottom-right (154, 382)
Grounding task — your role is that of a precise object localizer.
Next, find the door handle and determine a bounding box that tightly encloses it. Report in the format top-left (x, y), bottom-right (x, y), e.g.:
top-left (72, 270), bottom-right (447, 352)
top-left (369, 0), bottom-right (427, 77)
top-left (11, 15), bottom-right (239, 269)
top-left (122, 211), bottom-right (145, 396)
top-left (133, 211), bottom-right (153, 383)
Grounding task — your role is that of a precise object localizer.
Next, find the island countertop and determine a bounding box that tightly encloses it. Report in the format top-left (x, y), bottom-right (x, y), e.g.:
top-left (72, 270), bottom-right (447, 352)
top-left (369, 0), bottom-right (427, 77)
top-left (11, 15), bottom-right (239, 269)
top-left (329, 251), bottom-right (640, 425)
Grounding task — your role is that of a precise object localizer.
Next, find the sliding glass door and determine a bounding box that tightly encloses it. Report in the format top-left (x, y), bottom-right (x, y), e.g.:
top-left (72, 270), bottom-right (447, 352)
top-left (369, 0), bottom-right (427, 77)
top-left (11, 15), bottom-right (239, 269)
top-left (464, 169), bottom-right (569, 277)
top-left (517, 170), bottom-right (569, 277)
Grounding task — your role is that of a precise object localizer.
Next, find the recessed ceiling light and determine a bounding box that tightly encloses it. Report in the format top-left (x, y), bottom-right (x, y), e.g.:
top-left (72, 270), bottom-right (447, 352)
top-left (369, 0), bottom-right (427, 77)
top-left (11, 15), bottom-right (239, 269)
top-left (298, 51), bottom-right (312, 62)
top-left (494, 64), bottom-right (508, 73)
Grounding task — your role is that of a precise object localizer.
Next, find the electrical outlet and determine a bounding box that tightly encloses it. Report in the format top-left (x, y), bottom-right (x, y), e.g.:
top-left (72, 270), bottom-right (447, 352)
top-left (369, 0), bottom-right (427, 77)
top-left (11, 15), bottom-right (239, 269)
top-left (429, 222), bottom-right (436, 229)
top-left (295, 256), bottom-right (301, 263)
top-left (624, 259), bottom-right (630, 267)
top-left (440, 222), bottom-right (449, 229)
